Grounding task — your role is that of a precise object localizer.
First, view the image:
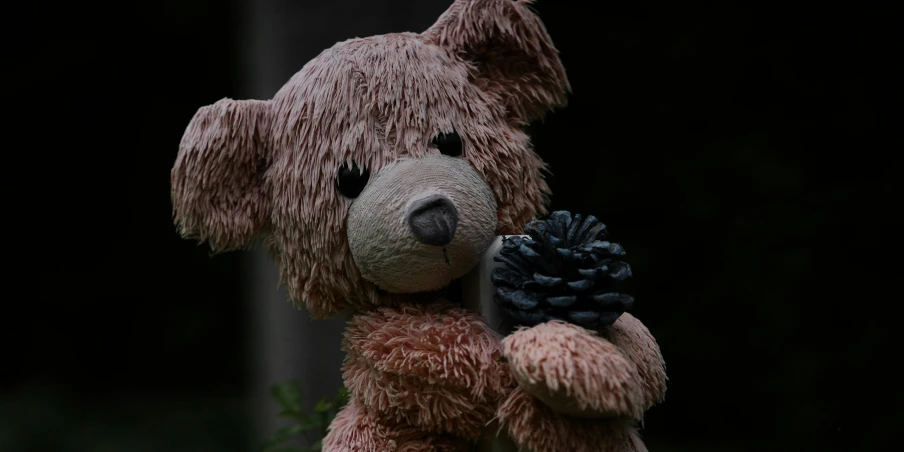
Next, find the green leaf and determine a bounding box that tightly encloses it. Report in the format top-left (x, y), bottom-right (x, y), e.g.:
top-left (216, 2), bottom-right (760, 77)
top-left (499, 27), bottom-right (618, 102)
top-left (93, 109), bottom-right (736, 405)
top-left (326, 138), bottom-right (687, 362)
top-left (270, 381), bottom-right (303, 413)
top-left (263, 382), bottom-right (350, 452)
top-left (313, 398), bottom-right (332, 413)
top-left (277, 411), bottom-right (320, 430)
top-left (302, 439), bottom-right (323, 452)
top-left (277, 410), bottom-right (303, 419)
top-left (260, 424), bottom-right (303, 452)
top-left (336, 386), bottom-right (350, 401)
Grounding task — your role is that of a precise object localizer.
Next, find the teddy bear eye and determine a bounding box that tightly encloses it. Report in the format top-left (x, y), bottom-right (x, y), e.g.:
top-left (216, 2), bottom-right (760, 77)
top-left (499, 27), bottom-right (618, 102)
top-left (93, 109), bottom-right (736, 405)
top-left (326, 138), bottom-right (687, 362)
top-left (432, 130), bottom-right (463, 157)
top-left (336, 163), bottom-right (370, 199)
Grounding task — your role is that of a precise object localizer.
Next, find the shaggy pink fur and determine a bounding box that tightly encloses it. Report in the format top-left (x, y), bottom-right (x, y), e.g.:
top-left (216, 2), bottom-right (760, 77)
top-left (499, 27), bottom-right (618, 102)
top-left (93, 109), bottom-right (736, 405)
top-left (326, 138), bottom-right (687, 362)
top-left (172, 0), bottom-right (569, 319)
top-left (496, 315), bottom-right (667, 450)
top-left (171, 0), bottom-right (667, 450)
top-left (503, 320), bottom-right (645, 420)
top-left (605, 313), bottom-right (668, 410)
top-left (324, 399), bottom-right (470, 452)
top-left (497, 387), bottom-right (648, 452)
top-left (342, 303), bottom-right (513, 440)
top-left (422, 0), bottom-right (569, 123)
top-left (172, 99), bottom-right (272, 251)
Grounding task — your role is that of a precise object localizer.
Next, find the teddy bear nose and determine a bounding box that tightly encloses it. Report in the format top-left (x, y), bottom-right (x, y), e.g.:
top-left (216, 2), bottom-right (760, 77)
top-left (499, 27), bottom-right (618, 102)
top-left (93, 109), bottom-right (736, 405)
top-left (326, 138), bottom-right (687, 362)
top-left (407, 194), bottom-right (459, 247)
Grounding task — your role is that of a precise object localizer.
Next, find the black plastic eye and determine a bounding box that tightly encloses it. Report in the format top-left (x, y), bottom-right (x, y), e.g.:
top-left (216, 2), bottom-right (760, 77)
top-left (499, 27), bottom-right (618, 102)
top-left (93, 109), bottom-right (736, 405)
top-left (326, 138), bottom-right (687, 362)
top-left (432, 130), bottom-right (463, 157)
top-left (336, 163), bottom-right (370, 199)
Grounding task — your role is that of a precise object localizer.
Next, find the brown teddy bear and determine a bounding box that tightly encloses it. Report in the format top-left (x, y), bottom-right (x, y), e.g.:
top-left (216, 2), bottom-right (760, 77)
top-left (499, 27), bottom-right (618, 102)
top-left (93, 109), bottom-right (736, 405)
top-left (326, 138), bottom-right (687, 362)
top-left (171, 1), bottom-right (666, 450)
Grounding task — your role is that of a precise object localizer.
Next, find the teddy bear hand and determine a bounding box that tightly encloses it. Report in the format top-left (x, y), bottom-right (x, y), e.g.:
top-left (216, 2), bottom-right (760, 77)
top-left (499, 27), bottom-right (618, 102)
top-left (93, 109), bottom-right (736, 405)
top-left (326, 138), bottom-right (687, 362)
top-left (496, 386), bottom-right (648, 452)
top-left (502, 320), bottom-right (645, 419)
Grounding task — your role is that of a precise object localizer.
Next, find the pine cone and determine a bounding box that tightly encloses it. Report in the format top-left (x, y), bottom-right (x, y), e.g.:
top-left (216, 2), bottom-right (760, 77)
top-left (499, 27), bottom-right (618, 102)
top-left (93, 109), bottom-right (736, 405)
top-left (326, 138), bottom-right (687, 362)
top-left (491, 211), bottom-right (635, 330)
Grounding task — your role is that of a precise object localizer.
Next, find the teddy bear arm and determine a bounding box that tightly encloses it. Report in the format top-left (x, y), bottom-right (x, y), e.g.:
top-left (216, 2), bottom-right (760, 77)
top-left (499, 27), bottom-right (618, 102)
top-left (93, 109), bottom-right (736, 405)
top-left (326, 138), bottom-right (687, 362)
top-left (342, 305), bottom-right (512, 439)
top-left (606, 313), bottom-right (668, 410)
top-left (502, 321), bottom-right (647, 420)
top-left (497, 386), bottom-right (649, 452)
top-left (323, 398), bottom-right (471, 452)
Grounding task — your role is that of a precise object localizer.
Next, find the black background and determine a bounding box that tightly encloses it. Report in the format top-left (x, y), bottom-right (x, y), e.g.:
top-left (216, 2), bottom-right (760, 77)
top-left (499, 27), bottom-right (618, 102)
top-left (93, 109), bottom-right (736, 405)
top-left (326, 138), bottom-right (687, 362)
top-left (6, 1), bottom-right (899, 451)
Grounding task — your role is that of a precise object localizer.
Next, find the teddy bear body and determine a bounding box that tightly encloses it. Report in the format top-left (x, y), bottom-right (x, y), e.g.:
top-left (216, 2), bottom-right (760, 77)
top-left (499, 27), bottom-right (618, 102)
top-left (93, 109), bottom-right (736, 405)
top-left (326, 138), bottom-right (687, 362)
top-left (172, 1), bottom-right (666, 450)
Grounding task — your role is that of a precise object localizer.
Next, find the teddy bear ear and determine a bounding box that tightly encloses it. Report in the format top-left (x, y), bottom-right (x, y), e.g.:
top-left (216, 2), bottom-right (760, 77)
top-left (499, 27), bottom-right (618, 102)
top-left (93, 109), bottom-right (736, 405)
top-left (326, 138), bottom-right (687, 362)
top-left (171, 98), bottom-right (273, 252)
top-left (422, 0), bottom-right (570, 123)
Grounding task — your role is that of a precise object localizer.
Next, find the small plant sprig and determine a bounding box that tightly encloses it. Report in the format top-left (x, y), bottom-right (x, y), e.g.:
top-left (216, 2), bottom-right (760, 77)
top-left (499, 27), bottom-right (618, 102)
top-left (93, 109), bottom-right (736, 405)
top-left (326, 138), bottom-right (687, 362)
top-left (260, 381), bottom-right (350, 452)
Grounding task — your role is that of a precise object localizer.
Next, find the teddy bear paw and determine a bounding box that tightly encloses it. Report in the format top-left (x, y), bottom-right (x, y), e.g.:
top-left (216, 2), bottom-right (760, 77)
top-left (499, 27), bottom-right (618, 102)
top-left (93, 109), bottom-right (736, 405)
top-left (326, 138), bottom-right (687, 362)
top-left (502, 320), bottom-right (644, 419)
top-left (497, 387), bottom-right (648, 452)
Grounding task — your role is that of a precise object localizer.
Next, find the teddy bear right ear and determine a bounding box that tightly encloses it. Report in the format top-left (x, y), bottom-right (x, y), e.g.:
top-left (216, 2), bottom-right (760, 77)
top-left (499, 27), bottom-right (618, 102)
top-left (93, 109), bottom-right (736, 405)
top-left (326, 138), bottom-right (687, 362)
top-left (171, 98), bottom-right (273, 252)
top-left (422, 0), bottom-right (570, 124)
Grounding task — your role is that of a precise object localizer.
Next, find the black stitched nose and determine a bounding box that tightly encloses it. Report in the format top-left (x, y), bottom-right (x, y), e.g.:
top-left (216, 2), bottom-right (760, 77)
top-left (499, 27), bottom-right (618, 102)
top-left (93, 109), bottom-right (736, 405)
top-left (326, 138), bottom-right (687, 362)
top-left (407, 194), bottom-right (458, 246)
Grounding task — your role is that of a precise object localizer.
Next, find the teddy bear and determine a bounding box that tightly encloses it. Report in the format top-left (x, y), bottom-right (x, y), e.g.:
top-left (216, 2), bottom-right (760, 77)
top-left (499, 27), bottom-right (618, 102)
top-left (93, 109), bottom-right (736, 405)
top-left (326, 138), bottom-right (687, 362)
top-left (171, 1), bottom-right (667, 451)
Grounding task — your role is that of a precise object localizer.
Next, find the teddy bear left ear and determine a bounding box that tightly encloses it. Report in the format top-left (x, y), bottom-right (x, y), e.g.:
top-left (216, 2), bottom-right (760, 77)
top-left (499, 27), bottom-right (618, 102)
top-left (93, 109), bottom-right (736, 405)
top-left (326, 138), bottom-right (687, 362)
top-left (171, 98), bottom-right (273, 252)
top-left (422, 0), bottom-right (570, 124)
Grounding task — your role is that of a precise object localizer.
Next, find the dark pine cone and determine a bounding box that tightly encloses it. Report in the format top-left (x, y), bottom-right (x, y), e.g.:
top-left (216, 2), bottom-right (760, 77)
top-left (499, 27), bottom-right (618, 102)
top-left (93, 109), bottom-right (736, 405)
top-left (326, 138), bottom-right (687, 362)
top-left (491, 211), bottom-right (635, 330)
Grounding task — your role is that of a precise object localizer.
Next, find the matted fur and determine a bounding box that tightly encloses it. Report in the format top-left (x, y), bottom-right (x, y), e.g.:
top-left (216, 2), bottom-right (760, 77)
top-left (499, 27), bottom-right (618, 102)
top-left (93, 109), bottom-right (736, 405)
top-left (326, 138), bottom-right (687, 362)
top-left (265, 30), bottom-right (560, 317)
top-left (605, 313), bottom-right (668, 410)
top-left (503, 320), bottom-right (645, 419)
top-left (172, 1), bottom-right (667, 450)
top-left (423, 0), bottom-right (570, 124)
top-left (323, 399), bottom-right (470, 452)
top-left (497, 387), bottom-right (648, 452)
top-left (172, 0), bottom-right (570, 318)
top-left (172, 99), bottom-right (272, 251)
top-left (341, 303), bottom-right (514, 439)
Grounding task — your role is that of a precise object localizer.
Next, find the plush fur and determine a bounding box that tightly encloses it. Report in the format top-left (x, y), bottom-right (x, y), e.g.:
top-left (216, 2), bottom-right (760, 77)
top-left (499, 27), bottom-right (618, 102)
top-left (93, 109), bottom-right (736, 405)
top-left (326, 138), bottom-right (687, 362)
top-left (497, 387), bottom-right (649, 452)
top-left (341, 303), bottom-right (512, 440)
top-left (172, 1), bottom-right (666, 450)
top-left (503, 320), bottom-right (645, 420)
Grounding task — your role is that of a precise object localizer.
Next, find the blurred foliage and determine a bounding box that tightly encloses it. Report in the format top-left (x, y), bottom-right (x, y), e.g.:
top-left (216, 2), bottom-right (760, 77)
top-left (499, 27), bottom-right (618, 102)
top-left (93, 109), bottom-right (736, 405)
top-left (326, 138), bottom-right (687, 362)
top-left (0, 386), bottom-right (250, 452)
top-left (261, 381), bottom-right (350, 452)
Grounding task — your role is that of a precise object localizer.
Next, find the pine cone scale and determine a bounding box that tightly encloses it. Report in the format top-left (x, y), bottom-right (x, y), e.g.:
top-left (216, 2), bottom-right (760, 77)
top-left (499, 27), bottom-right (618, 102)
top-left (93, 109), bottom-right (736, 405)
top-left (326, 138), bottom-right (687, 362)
top-left (492, 211), bottom-right (636, 330)
top-left (532, 273), bottom-right (564, 288)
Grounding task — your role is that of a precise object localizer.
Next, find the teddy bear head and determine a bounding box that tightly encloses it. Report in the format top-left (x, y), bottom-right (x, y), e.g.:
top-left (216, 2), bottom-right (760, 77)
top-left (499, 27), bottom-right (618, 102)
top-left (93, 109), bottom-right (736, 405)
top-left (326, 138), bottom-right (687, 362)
top-left (171, 0), bottom-right (569, 318)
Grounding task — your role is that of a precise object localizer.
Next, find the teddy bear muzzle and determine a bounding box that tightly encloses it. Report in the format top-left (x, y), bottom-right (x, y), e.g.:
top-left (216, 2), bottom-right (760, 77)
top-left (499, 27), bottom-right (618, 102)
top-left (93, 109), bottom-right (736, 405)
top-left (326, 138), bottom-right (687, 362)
top-left (346, 156), bottom-right (497, 294)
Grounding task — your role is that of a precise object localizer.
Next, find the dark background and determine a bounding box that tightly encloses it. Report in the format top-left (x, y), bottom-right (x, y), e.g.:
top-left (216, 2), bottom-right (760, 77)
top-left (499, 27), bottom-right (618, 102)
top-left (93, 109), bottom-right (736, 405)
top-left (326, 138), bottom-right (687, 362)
top-left (6, 1), bottom-right (898, 451)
